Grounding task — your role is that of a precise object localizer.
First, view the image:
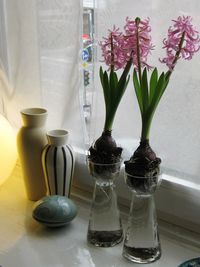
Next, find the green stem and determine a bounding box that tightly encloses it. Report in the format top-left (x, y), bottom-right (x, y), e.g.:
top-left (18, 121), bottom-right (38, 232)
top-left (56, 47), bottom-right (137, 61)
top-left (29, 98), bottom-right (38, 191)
top-left (104, 116), bottom-right (114, 132)
top-left (166, 31), bottom-right (185, 80)
top-left (110, 33), bottom-right (114, 72)
top-left (135, 17), bottom-right (151, 141)
top-left (104, 101), bottom-right (116, 131)
top-left (141, 114), bottom-right (152, 141)
top-left (104, 58), bottom-right (132, 132)
top-left (141, 32), bottom-right (185, 141)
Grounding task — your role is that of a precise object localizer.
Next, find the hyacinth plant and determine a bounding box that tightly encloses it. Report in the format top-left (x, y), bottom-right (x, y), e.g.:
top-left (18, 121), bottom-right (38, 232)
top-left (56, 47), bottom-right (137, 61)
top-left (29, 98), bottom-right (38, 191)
top-left (88, 26), bottom-right (133, 164)
top-left (124, 16), bottom-right (200, 177)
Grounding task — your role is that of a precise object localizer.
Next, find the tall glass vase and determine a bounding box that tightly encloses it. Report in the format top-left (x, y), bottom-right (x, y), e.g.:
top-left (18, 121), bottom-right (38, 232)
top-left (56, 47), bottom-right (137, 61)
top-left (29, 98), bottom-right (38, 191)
top-left (122, 172), bottom-right (162, 264)
top-left (87, 160), bottom-right (123, 247)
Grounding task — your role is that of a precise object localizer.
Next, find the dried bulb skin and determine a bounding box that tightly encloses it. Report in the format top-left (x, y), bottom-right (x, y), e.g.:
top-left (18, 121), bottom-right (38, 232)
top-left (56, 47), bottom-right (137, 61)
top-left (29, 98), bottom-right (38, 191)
top-left (125, 140), bottom-right (161, 177)
top-left (88, 131), bottom-right (122, 164)
top-left (94, 130), bottom-right (116, 151)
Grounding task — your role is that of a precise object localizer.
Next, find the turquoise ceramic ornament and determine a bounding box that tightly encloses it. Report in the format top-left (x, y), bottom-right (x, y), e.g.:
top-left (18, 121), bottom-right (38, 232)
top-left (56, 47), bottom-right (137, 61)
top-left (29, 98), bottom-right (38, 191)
top-left (178, 258), bottom-right (200, 267)
top-left (32, 195), bottom-right (77, 227)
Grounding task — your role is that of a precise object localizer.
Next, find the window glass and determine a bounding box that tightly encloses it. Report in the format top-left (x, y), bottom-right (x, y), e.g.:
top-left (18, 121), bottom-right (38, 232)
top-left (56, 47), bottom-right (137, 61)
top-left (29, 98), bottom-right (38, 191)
top-left (91, 0), bottom-right (200, 184)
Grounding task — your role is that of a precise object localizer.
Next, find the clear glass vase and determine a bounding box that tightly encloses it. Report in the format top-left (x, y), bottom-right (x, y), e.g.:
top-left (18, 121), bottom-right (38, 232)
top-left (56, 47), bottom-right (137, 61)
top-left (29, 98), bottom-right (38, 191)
top-left (87, 160), bottom-right (123, 247)
top-left (122, 172), bottom-right (162, 264)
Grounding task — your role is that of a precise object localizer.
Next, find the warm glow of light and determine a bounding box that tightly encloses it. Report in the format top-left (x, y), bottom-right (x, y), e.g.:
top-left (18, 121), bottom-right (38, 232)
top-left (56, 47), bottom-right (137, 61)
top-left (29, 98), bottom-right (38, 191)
top-left (0, 114), bottom-right (18, 186)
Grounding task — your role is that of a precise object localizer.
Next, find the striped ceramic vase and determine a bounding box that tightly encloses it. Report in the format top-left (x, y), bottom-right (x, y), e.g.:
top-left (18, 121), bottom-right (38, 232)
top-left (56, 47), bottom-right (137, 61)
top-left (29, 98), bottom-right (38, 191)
top-left (42, 130), bottom-right (75, 198)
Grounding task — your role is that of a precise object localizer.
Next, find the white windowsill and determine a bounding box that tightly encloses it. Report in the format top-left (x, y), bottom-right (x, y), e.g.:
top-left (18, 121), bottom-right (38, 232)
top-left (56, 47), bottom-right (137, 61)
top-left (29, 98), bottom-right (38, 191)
top-left (0, 162), bottom-right (200, 267)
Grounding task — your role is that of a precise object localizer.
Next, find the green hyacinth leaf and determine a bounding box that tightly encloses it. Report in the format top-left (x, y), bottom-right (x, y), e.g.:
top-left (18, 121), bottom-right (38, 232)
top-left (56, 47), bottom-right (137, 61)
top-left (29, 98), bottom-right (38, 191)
top-left (102, 70), bottom-right (110, 106)
top-left (100, 67), bottom-right (107, 103)
top-left (155, 73), bottom-right (169, 105)
top-left (105, 75), bottom-right (126, 131)
top-left (148, 72), bottom-right (165, 117)
top-left (114, 59), bottom-right (132, 106)
top-left (110, 70), bottom-right (117, 106)
top-left (141, 68), bottom-right (149, 114)
top-left (100, 66), bottom-right (104, 87)
top-left (149, 68), bottom-right (158, 103)
top-left (101, 59), bottom-right (132, 131)
top-left (125, 74), bottom-right (130, 88)
top-left (118, 58), bottom-right (132, 87)
top-left (113, 72), bottom-right (118, 88)
top-left (133, 69), bottom-right (143, 114)
top-left (161, 73), bottom-right (170, 97)
top-left (115, 75), bottom-right (129, 104)
top-left (110, 74), bottom-right (129, 118)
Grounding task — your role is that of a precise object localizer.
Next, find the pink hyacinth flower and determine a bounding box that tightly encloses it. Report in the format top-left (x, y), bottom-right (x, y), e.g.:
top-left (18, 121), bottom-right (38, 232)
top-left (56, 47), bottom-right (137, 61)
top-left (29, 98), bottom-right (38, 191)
top-left (124, 17), bottom-right (154, 70)
top-left (160, 16), bottom-right (200, 70)
top-left (99, 26), bottom-right (131, 70)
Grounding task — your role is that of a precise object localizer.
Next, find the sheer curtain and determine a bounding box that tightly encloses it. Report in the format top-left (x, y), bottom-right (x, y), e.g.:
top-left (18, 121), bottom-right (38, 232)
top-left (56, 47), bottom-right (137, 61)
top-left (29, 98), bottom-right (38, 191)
top-left (93, 0), bottom-right (200, 184)
top-left (0, 0), bottom-right (84, 147)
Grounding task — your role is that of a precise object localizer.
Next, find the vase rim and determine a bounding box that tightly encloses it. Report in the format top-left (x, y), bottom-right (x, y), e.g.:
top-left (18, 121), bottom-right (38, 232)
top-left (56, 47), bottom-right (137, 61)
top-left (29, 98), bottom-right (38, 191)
top-left (21, 108), bottom-right (47, 116)
top-left (47, 129), bottom-right (69, 138)
top-left (125, 171), bottom-right (161, 179)
top-left (87, 158), bottom-right (122, 167)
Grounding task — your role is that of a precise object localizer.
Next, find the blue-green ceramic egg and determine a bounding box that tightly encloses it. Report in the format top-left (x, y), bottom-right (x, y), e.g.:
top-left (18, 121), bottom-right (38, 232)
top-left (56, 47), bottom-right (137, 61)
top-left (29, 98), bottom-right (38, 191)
top-left (32, 195), bottom-right (77, 227)
top-left (178, 258), bottom-right (200, 267)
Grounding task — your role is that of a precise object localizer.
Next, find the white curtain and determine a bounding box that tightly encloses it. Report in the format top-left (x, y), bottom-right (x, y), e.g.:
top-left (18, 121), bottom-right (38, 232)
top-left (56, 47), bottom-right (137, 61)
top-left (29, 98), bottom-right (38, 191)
top-left (93, 0), bottom-right (200, 183)
top-left (0, 0), bottom-right (84, 147)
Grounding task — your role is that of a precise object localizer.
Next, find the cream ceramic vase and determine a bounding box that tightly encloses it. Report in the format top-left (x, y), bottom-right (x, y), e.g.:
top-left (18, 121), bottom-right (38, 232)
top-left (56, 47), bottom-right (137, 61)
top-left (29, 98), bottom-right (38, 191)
top-left (42, 130), bottom-right (75, 197)
top-left (17, 108), bottom-right (47, 201)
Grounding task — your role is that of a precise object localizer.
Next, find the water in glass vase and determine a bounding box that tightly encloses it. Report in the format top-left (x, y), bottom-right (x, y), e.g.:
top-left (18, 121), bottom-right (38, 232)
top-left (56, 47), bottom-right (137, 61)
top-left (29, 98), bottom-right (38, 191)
top-left (88, 229), bottom-right (123, 247)
top-left (122, 172), bottom-right (162, 263)
top-left (123, 245), bottom-right (161, 263)
top-left (87, 160), bottom-right (123, 247)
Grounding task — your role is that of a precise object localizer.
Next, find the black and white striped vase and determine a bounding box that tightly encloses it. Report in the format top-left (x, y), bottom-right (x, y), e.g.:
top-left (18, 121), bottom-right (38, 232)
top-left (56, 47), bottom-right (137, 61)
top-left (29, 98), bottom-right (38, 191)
top-left (42, 130), bottom-right (75, 198)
